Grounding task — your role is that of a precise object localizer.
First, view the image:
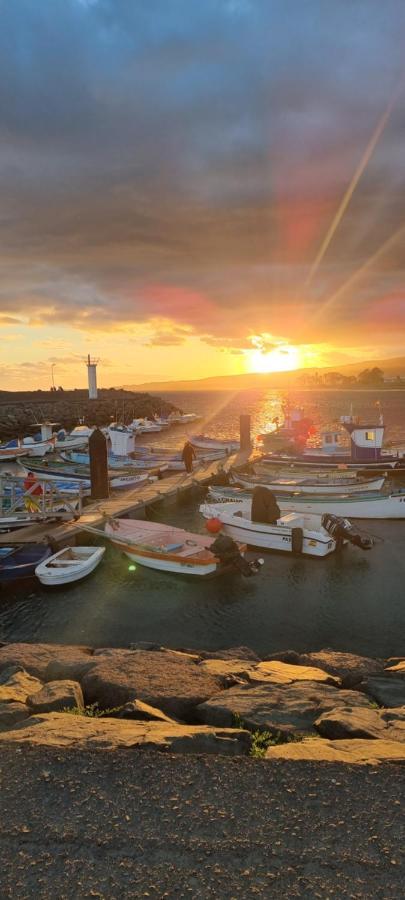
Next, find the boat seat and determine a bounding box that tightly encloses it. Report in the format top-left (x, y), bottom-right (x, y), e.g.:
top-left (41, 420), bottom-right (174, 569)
top-left (47, 559), bottom-right (84, 567)
top-left (278, 513), bottom-right (305, 528)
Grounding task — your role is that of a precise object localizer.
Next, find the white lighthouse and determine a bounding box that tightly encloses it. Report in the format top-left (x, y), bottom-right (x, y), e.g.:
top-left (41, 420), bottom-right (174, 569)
top-left (86, 354), bottom-right (99, 399)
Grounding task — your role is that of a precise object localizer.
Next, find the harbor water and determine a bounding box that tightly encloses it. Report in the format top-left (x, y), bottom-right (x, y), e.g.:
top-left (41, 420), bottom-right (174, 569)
top-left (1, 389), bottom-right (405, 658)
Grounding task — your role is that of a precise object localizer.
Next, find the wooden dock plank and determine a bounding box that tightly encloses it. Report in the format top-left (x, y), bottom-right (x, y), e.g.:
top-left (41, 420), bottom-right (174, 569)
top-left (0, 455), bottom-right (230, 545)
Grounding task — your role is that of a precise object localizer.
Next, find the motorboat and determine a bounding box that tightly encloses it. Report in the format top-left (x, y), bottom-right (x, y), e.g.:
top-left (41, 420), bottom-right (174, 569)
top-left (53, 426), bottom-right (93, 450)
top-left (257, 404), bottom-right (315, 450)
top-left (231, 470), bottom-right (386, 495)
top-left (18, 461), bottom-right (150, 491)
top-left (0, 444), bottom-right (28, 462)
top-left (190, 435), bottom-right (240, 453)
top-left (168, 412), bottom-right (201, 425)
top-left (35, 546), bottom-right (105, 586)
top-left (61, 450), bottom-right (169, 475)
top-left (199, 501), bottom-right (373, 557)
top-left (20, 436), bottom-right (56, 457)
top-left (129, 418), bottom-right (162, 434)
top-left (261, 411), bottom-right (405, 472)
top-left (104, 518), bottom-right (247, 577)
top-left (205, 487), bottom-right (405, 520)
top-left (0, 544), bottom-right (52, 581)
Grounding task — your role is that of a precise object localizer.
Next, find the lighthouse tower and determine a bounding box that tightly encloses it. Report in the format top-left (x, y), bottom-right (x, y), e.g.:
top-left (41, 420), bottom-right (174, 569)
top-left (86, 354), bottom-right (99, 399)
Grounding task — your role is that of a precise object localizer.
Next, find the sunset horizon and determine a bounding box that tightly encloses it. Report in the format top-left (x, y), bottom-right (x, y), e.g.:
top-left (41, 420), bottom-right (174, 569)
top-left (1, 2), bottom-right (405, 391)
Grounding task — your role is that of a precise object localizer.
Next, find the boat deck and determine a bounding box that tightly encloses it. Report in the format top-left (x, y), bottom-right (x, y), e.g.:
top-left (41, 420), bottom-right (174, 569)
top-left (0, 449), bottom-right (253, 545)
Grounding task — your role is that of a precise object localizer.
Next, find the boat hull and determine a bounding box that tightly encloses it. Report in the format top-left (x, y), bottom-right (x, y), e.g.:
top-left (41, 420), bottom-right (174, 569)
top-left (207, 490), bottom-right (405, 519)
top-left (0, 545), bottom-right (52, 581)
top-left (114, 542), bottom-right (219, 577)
top-left (36, 547), bottom-right (105, 586)
top-left (200, 504), bottom-right (335, 557)
top-left (233, 473), bottom-right (385, 495)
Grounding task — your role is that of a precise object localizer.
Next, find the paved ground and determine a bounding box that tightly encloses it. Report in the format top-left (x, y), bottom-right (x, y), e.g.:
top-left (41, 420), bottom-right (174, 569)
top-left (0, 747), bottom-right (404, 898)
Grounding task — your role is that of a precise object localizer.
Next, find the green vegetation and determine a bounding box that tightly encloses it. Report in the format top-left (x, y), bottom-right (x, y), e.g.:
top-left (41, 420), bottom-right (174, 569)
top-left (232, 713), bottom-right (309, 758)
top-left (63, 703), bottom-right (124, 718)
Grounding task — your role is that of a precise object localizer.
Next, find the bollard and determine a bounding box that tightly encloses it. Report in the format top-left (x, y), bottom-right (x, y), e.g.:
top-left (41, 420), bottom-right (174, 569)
top-left (240, 414), bottom-right (251, 452)
top-left (89, 427), bottom-right (109, 500)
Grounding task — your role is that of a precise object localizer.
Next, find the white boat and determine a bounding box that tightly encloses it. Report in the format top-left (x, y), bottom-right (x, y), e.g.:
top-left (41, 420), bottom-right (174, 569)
top-left (199, 502), bottom-right (373, 557)
top-left (191, 434), bottom-right (239, 453)
top-left (232, 471), bottom-right (386, 495)
top-left (105, 518), bottom-right (246, 577)
top-left (0, 445), bottom-right (28, 462)
top-left (21, 436), bottom-right (55, 457)
top-left (54, 426), bottom-right (93, 450)
top-left (35, 546), bottom-right (105, 586)
top-left (129, 418), bottom-right (162, 434)
top-left (168, 412), bottom-right (201, 425)
top-left (205, 488), bottom-right (405, 520)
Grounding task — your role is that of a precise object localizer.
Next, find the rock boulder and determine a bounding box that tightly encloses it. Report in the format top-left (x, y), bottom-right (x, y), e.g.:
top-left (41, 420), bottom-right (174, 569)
top-left (0, 666), bottom-right (43, 703)
top-left (27, 680), bottom-right (84, 713)
top-left (360, 677), bottom-right (405, 708)
top-left (315, 706), bottom-right (405, 742)
top-left (0, 644), bottom-right (93, 681)
top-left (197, 681), bottom-right (373, 735)
top-left (82, 650), bottom-right (223, 720)
top-left (247, 661), bottom-right (341, 687)
top-left (265, 737), bottom-right (405, 764)
top-left (296, 650), bottom-right (384, 687)
top-left (0, 701), bottom-right (30, 730)
top-left (0, 712), bottom-right (251, 755)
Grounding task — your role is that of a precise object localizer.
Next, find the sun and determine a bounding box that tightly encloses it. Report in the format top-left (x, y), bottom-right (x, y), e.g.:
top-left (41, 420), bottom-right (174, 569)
top-left (247, 345), bottom-right (300, 374)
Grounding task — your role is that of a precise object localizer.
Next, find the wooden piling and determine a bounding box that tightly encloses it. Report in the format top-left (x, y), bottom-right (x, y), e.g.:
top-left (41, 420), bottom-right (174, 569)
top-left (89, 427), bottom-right (109, 500)
top-left (239, 414), bottom-right (251, 451)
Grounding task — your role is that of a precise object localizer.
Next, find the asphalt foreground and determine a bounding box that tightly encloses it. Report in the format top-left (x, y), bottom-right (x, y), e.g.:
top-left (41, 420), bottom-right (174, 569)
top-left (0, 749), bottom-right (404, 899)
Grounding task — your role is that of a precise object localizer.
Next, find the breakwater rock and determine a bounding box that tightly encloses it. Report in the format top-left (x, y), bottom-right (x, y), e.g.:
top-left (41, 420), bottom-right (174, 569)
top-left (0, 389), bottom-right (178, 439)
top-left (0, 642), bottom-right (405, 763)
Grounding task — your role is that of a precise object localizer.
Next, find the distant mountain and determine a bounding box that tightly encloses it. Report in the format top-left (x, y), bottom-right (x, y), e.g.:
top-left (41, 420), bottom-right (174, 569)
top-left (121, 356), bottom-right (405, 392)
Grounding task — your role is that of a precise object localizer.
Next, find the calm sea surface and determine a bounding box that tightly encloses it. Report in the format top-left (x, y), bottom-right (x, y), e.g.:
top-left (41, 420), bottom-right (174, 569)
top-left (1, 389), bottom-right (405, 658)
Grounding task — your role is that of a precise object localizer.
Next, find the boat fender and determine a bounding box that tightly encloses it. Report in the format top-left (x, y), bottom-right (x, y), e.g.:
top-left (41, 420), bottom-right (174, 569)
top-left (291, 527), bottom-right (303, 556)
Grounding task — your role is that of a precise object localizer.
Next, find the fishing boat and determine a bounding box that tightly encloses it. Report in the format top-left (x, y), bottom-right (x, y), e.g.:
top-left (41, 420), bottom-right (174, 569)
top-left (54, 425), bottom-right (94, 450)
top-left (0, 444), bottom-right (28, 462)
top-left (199, 501), bottom-right (373, 557)
top-left (35, 546), bottom-right (105, 586)
top-left (206, 487), bottom-right (405, 519)
top-left (61, 450), bottom-right (169, 474)
top-left (190, 435), bottom-right (240, 453)
top-left (261, 412), bottom-right (405, 472)
top-left (231, 470), bottom-right (386, 495)
top-left (20, 462), bottom-right (150, 491)
top-left (129, 418), bottom-right (162, 433)
top-left (0, 544), bottom-right (52, 581)
top-left (104, 518), bottom-right (247, 577)
top-left (168, 412), bottom-right (201, 425)
top-left (257, 404), bottom-right (315, 450)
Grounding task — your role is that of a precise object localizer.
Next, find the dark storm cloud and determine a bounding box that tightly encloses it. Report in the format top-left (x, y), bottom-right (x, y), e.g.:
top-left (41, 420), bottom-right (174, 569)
top-left (1, 0), bottom-right (405, 345)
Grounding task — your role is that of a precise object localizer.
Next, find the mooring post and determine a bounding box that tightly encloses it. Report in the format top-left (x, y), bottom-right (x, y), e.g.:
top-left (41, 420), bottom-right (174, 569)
top-left (239, 414), bottom-right (251, 452)
top-left (89, 427), bottom-right (109, 500)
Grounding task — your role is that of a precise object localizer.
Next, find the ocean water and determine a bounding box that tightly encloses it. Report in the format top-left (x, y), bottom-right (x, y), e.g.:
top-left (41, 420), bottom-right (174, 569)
top-left (1, 389), bottom-right (405, 658)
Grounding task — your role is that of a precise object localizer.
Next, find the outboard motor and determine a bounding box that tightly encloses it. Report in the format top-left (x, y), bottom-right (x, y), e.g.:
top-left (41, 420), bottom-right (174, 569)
top-left (209, 533), bottom-right (264, 576)
top-left (321, 513), bottom-right (373, 551)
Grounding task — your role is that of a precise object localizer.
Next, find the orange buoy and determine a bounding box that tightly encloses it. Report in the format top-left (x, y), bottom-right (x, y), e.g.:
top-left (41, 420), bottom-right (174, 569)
top-left (206, 517), bottom-right (222, 534)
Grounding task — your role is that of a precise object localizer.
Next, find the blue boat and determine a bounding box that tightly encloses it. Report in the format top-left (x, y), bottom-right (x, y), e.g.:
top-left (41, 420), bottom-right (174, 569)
top-left (0, 544), bottom-right (52, 582)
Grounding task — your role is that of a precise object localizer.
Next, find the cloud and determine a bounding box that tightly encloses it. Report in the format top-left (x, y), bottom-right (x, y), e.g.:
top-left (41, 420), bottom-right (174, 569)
top-left (0, 0), bottom-right (405, 354)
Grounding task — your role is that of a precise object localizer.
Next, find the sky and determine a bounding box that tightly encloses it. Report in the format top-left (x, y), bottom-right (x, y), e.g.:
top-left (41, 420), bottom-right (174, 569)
top-left (1, 0), bottom-right (405, 390)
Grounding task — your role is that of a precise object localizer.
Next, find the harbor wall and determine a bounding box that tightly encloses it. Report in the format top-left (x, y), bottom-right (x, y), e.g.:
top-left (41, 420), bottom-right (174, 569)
top-left (0, 390), bottom-right (178, 439)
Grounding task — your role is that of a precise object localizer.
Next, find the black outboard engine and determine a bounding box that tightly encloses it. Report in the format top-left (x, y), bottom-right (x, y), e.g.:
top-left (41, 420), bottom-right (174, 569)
top-left (209, 533), bottom-right (264, 576)
top-left (321, 513), bottom-right (373, 551)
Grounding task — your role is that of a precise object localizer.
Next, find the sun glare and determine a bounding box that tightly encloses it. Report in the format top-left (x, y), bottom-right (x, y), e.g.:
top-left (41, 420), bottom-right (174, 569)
top-left (247, 345), bottom-right (300, 374)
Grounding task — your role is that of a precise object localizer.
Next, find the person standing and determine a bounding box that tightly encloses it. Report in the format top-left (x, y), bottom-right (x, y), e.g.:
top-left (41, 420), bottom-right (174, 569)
top-left (182, 440), bottom-right (196, 473)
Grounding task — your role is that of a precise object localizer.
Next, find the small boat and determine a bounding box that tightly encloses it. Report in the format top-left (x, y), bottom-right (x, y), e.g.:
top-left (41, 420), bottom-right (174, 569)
top-left (199, 501), bottom-right (373, 557)
top-left (18, 461), bottom-right (150, 491)
top-left (35, 546), bottom-right (105, 586)
top-left (20, 436), bottom-right (56, 457)
top-left (232, 471), bottom-right (386, 495)
top-left (206, 487), bottom-right (405, 519)
top-left (0, 445), bottom-right (27, 462)
top-left (0, 544), bottom-right (52, 581)
top-left (168, 412), bottom-right (201, 425)
top-left (53, 426), bottom-right (93, 450)
top-left (129, 418), bottom-right (162, 433)
top-left (190, 435), bottom-right (240, 453)
top-left (104, 518), bottom-right (246, 577)
top-left (261, 412), bottom-right (405, 472)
